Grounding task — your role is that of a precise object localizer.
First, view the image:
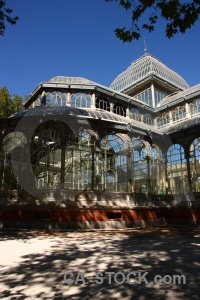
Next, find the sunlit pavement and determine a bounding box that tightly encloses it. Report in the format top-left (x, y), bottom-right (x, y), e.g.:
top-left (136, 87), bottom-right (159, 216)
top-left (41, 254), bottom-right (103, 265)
top-left (0, 228), bottom-right (200, 299)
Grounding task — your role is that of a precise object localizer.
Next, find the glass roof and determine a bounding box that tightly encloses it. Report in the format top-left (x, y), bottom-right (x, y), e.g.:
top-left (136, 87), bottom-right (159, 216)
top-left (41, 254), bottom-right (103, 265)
top-left (8, 107), bottom-right (159, 133)
top-left (48, 76), bottom-right (95, 85)
top-left (9, 106), bottom-right (127, 123)
top-left (110, 53), bottom-right (190, 92)
top-left (158, 83), bottom-right (200, 106)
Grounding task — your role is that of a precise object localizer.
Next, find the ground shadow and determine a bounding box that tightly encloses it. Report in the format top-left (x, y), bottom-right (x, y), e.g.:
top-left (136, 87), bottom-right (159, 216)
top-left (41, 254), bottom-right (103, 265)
top-left (0, 229), bottom-right (200, 299)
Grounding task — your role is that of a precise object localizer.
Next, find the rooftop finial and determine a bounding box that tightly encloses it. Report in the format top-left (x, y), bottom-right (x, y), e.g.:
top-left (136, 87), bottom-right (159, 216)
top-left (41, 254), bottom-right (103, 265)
top-left (144, 38), bottom-right (147, 54)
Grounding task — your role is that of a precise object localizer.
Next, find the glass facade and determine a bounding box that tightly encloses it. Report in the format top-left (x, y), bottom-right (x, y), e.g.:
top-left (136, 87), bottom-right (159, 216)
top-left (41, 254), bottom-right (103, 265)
top-left (154, 88), bottom-right (168, 107)
top-left (100, 135), bottom-right (127, 192)
top-left (167, 144), bottom-right (188, 194)
top-left (135, 88), bottom-right (153, 107)
top-left (190, 138), bottom-right (200, 192)
top-left (1, 122), bottom-right (200, 196)
top-left (31, 86), bottom-right (200, 132)
top-left (132, 86), bottom-right (168, 107)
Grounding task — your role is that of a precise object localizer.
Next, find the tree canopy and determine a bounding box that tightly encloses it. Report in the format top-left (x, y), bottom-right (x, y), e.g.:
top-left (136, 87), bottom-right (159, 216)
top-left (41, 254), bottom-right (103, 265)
top-left (0, 0), bottom-right (18, 36)
top-left (106, 0), bottom-right (200, 42)
top-left (0, 87), bottom-right (23, 118)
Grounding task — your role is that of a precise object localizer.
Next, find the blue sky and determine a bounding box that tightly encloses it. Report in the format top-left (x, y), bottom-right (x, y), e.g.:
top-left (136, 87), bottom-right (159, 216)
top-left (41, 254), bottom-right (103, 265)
top-left (1, 0), bottom-right (200, 99)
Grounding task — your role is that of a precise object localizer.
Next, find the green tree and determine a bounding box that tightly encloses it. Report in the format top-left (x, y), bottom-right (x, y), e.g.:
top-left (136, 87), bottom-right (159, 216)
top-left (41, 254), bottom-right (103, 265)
top-left (106, 0), bottom-right (200, 42)
top-left (0, 0), bottom-right (18, 36)
top-left (0, 87), bottom-right (23, 118)
top-left (12, 95), bottom-right (23, 112)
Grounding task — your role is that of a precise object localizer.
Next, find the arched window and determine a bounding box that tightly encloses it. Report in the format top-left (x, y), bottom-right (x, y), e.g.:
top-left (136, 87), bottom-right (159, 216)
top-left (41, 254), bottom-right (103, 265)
top-left (172, 105), bottom-right (186, 123)
top-left (96, 97), bottom-right (110, 111)
top-left (70, 93), bottom-right (92, 108)
top-left (113, 103), bottom-right (126, 117)
top-left (129, 108), bottom-right (141, 122)
top-left (149, 146), bottom-right (165, 194)
top-left (190, 138), bottom-right (200, 192)
top-left (131, 139), bottom-right (148, 193)
top-left (167, 144), bottom-right (188, 194)
top-left (131, 139), bottom-right (146, 161)
top-left (150, 147), bottom-right (157, 159)
top-left (65, 131), bottom-right (93, 190)
top-left (31, 129), bottom-right (62, 190)
top-left (45, 91), bottom-right (67, 107)
top-left (190, 99), bottom-right (200, 116)
top-left (33, 128), bottom-right (93, 191)
top-left (157, 112), bottom-right (170, 128)
top-left (143, 113), bottom-right (154, 126)
top-left (100, 135), bottom-right (126, 192)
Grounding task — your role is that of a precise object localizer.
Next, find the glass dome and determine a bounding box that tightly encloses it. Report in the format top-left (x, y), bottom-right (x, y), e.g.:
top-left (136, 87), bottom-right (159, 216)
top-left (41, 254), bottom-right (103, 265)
top-left (110, 54), bottom-right (190, 92)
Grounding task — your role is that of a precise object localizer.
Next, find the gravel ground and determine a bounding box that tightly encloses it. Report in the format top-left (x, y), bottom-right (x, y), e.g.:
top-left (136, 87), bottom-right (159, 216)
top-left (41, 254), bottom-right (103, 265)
top-left (0, 228), bottom-right (200, 299)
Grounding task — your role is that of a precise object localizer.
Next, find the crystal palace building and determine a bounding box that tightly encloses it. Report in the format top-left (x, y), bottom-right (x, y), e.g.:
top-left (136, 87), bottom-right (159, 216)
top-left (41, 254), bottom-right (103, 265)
top-left (1, 52), bottom-right (200, 229)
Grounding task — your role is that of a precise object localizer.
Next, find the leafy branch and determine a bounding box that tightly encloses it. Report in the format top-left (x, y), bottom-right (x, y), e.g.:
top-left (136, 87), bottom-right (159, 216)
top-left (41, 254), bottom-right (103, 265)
top-left (0, 0), bottom-right (19, 36)
top-left (106, 0), bottom-right (200, 42)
